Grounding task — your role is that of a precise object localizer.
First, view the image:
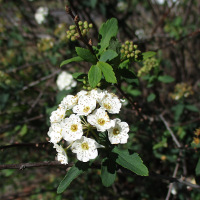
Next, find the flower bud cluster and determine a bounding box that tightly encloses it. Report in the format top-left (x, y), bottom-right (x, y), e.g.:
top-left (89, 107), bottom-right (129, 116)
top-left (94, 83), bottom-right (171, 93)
top-left (138, 57), bottom-right (159, 77)
top-left (48, 89), bottom-right (129, 164)
top-left (66, 21), bottom-right (93, 41)
top-left (121, 40), bottom-right (141, 60)
top-left (193, 128), bottom-right (200, 145)
top-left (170, 82), bottom-right (194, 100)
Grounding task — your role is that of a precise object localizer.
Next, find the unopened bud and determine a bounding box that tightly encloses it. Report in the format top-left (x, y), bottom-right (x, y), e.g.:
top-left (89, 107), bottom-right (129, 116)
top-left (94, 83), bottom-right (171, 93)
top-left (125, 41), bottom-right (129, 45)
top-left (69, 25), bottom-right (76, 30)
top-left (71, 36), bottom-right (76, 41)
top-left (78, 21), bottom-right (83, 26)
top-left (133, 45), bottom-right (138, 49)
top-left (89, 23), bottom-right (93, 28)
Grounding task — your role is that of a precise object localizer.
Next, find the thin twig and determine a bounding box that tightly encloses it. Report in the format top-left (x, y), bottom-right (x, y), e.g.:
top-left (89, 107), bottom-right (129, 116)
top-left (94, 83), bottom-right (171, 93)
top-left (165, 162), bottom-right (180, 200)
top-left (159, 114), bottom-right (182, 148)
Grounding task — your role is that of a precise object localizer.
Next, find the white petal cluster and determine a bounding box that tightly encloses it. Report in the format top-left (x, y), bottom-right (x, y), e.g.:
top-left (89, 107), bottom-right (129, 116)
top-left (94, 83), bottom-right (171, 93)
top-left (108, 118), bottom-right (129, 144)
top-left (34, 7), bottom-right (48, 24)
top-left (61, 114), bottom-right (83, 142)
top-left (56, 71), bottom-right (77, 91)
top-left (47, 88), bottom-right (129, 164)
top-left (53, 144), bottom-right (68, 164)
top-left (71, 136), bottom-right (103, 162)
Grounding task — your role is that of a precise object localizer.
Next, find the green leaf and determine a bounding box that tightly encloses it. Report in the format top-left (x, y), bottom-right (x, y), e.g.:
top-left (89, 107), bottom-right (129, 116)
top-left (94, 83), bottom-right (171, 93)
top-left (112, 147), bottom-right (148, 176)
top-left (195, 158), bottom-right (200, 176)
top-left (88, 65), bottom-right (102, 88)
top-left (128, 89), bottom-right (141, 96)
top-left (72, 72), bottom-right (86, 81)
top-left (185, 105), bottom-right (199, 112)
top-left (142, 51), bottom-right (156, 60)
top-left (101, 158), bottom-right (116, 187)
top-left (100, 50), bottom-right (118, 62)
top-left (75, 47), bottom-right (97, 64)
top-left (172, 104), bottom-right (184, 121)
top-left (98, 18), bottom-right (118, 54)
top-left (158, 75), bottom-right (174, 83)
top-left (119, 59), bottom-right (129, 69)
top-left (57, 162), bottom-right (89, 194)
top-left (97, 61), bottom-right (117, 83)
top-left (60, 56), bottom-right (84, 67)
top-left (147, 93), bottom-right (156, 102)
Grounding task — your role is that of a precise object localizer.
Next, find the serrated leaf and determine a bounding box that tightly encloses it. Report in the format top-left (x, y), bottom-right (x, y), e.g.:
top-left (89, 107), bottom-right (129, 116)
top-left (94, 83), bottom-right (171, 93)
top-left (100, 50), bottom-right (118, 62)
top-left (185, 105), bottom-right (199, 112)
top-left (142, 51), bottom-right (156, 60)
top-left (158, 75), bottom-right (174, 83)
top-left (75, 47), bottom-right (97, 64)
top-left (97, 61), bottom-right (117, 83)
top-left (57, 162), bottom-right (89, 194)
top-left (147, 93), bottom-right (156, 102)
top-left (195, 158), bottom-right (200, 176)
top-left (88, 65), bottom-right (102, 88)
top-left (101, 158), bottom-right (116, 187)
top-left (112, 147), bottom-right (149, 176)
top-left (60, 56), bottom-right (84, 67)
top-left (98, 18), bottom-right (118, 54)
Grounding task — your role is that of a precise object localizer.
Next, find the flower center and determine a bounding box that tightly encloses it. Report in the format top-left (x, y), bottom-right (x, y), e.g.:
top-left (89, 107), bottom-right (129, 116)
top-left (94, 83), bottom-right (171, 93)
top-left (113, 128), bottom-right (120, 135)
top-left (71, 124), bottom-right (78, 132)
top-left (97, 118), bottom-right (105, 126)
top-left (103, 103), bottom-right (111, 110)
top-left (81, 142), bottom-right (89, 150)
top-left (83, 106), bottom-right (90, 113)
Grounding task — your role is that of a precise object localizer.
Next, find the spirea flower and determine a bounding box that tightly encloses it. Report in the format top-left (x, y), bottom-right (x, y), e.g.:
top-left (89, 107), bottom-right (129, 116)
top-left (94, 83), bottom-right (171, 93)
top-left (53, 144), bottom-right (68, 164)
top-left (56, 71), bottom-right (77, 91)
top-left (107, 118), bottom-right (129, 144)
top-left (71, 136), bottom-right (103, 162)
top-left (61, 114), bottom-right (83, 142)
top-left (34, 7), bottom-right (48, 24)
top-left (50, 107), bottom-right (66, 123)
top-left (47, 122), bottom-right (62, 143)
top-left (87, 108), bottom-right (114, 132)
top-left (99, 93), bottom-right (122, 114)
top-left (73, 95), bottom-right (96, 116)
top-left (47, 88), bottom-right (130, 164)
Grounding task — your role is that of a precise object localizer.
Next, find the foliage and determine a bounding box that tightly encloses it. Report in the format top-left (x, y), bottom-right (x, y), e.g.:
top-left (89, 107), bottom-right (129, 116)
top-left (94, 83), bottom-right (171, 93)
top-left (0, 0), bottom-right (200, 199)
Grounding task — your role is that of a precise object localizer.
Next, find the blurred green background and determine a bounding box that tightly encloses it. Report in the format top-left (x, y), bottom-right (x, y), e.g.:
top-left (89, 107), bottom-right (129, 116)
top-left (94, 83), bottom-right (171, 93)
top-left (0, 0), bottom-right (200, 199)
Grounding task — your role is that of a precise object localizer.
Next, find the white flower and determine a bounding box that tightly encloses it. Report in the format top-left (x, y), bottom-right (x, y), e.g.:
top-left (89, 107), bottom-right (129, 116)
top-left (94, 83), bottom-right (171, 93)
top-left (107, 118), bottom-right (129, 144)
top-left (56, 71), bottom-right (77, 91)
top-left (59, 95), bottom-right (78, 110)
top-left (61, 114), bottom-right (83, 141)
top-left (50, 107), bottom-right (66, 123)
top-left (99, 93), bottom-right (121, 114)
top-left (71, 136), bottom-right (103, 162)
top-left (47, 122), bottom-right (62, 143)
top-left (34, 7), bottom-right (48, 24)
top-left (87, 108), bottom-right (114, 132)
top-left (73, 95), bottom-right (96, 116)
top-left (53, 144), bottom-right (68, 164)
top-left (89, 88), bottom-right (105, 103)
top-left (77, 90), bottom-right (88, 97)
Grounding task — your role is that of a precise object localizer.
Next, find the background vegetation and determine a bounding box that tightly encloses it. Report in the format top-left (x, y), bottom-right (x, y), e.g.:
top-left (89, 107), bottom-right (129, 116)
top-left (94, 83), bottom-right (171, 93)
top-left (0, 0), bottom-right (200, 199)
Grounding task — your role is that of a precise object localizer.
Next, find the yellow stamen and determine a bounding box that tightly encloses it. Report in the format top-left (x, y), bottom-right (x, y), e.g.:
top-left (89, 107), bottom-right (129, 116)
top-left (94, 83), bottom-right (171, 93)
top-left (97, 118), bottom-right (105, 126)
top-left (81, 142), bottom-right (89, 150)
top-left (71, 124), bottom-right (78, 132)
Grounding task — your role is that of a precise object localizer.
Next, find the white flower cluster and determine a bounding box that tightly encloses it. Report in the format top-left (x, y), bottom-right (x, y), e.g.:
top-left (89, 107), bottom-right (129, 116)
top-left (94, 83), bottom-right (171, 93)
top-left (48, 89), bottom-right (129, 164)
top-left (34, 7), bottom-right (48, 24)
top-left (56, 71), bottom-right (77, 91)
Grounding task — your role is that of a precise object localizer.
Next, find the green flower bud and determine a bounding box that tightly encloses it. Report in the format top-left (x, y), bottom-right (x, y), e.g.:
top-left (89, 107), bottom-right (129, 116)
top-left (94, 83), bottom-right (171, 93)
top-left (125, 45), bottom-right (128, 50)
top-left (82, 29), bottom-right (87, 35)
top-left (67, 35), bottom-right (71, 39)
top-left (127, 54), bottom-right (130, 58)
top-left (78, 21), bottom-right (83, 26)
top-left (121, 49), bottom-right (125, 54)
top-left (133, 44), bottom-right (138, 49)
top-left (84, 24), bottom-right (88, 29)
top-left (71, 36), bottom-right (76, 41)
top-left (121, 44), bottom-right (125, 48)
top-left (89, 23), bottom-right (93, 28)
top-left (87, 86), bottom-right (91, 90)
top-left (125, 50), bottom-right (128, 55)
top-left (83, 80), bottom-right (87, 84)
top-left (71, 30), bottom-right (76, 34)
top-left (125, 41), bottom-right (130, 45)
top-left (131, 53), bottom-right (134, 57)
top-left (129, 47), bottom-right (133, 52)
top-left (97, 82), bottom-right (101, 87)
top-left (69, 25), bottom-right (76, 30)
